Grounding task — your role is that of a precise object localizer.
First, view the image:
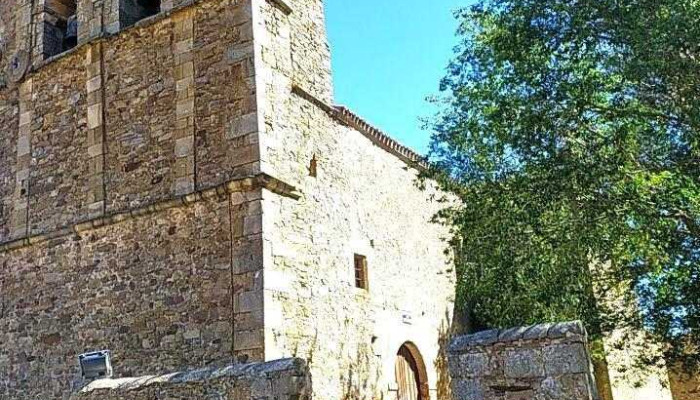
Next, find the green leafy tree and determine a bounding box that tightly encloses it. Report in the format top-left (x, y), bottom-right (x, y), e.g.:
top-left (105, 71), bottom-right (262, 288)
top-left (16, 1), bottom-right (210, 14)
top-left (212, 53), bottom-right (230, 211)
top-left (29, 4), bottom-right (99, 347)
top-left (427, 0), bottom-right (700, 371)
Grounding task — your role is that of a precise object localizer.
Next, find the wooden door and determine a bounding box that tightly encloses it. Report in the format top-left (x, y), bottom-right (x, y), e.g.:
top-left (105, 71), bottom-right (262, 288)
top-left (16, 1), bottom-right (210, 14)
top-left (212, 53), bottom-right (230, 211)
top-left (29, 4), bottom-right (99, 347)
top-left (395, 345), bottom-right (421, 400)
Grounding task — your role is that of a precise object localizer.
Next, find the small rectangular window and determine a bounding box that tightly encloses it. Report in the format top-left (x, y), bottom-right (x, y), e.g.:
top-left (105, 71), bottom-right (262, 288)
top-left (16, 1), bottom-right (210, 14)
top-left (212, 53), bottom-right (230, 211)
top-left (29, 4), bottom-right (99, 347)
top-left (354, 254), bottom-right (369, 290)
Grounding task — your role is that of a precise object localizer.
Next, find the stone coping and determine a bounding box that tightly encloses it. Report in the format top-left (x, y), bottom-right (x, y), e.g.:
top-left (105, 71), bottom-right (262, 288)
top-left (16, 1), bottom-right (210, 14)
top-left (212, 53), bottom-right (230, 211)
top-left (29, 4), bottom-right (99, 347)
top-left (334, 106), bottom-right (425, 166)
top-left (78, 358), bottom-right (306, 394)
top-left (0, 173), bottom-right (299, 254)
top-left (449, 321), bottom-right (586, 353)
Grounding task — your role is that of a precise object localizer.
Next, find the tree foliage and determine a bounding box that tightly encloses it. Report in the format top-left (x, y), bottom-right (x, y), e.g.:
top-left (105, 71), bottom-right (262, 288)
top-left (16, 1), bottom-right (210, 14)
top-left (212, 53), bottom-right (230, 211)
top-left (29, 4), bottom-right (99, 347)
top-left (427, 0), bottom-right (700, 370)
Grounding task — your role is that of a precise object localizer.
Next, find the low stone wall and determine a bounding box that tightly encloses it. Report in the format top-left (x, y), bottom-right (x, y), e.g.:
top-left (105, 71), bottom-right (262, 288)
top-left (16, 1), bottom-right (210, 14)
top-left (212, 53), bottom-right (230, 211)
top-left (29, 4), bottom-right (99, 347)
top-left (71, 358), bottom-right (310, 400)
top-left (448, 321), bottom-right (598, 400)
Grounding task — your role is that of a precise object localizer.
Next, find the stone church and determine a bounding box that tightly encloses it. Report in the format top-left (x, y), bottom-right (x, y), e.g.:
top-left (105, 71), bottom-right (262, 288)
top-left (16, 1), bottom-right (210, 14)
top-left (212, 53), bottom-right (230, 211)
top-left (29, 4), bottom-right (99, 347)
top-left (0, 0), bottom-right (456, 399)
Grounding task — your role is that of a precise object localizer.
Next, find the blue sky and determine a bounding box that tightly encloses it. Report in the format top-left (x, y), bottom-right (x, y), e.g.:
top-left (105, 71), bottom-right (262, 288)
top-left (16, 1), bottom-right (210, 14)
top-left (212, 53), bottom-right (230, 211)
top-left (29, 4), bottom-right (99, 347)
top-left (326, 0), bottom-right (468, 155)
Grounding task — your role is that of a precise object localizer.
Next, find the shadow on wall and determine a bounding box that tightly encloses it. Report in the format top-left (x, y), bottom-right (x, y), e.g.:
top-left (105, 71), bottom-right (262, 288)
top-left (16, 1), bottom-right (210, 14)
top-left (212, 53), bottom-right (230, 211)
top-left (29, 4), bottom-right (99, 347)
top-left (436, 309), bottom-right (457, 400)
top-left (590, 340), bottom-right (615, 400)
top-left (339, 341), bottom-right (380, 400)
top-left (669, 367), bottom-right (700, 400)
top-left (288, 327), bottom-right (381, 400)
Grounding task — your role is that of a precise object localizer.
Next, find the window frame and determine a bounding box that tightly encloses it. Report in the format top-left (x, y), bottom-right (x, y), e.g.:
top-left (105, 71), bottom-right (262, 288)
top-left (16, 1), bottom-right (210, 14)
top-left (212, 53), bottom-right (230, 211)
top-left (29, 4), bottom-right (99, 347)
top-left (354, 254), bottom-right (369, 291)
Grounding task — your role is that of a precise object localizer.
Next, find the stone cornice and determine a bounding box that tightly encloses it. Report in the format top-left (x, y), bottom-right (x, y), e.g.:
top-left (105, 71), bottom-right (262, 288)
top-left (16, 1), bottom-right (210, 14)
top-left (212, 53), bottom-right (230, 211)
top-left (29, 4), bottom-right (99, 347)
top-left (0, 173), bottom-right (299, 254)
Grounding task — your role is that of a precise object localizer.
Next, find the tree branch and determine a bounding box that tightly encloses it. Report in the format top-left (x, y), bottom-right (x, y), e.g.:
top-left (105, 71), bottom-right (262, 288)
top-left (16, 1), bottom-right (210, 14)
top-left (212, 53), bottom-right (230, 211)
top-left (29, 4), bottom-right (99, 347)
top-left (668, 209), bottom-right (700, 237)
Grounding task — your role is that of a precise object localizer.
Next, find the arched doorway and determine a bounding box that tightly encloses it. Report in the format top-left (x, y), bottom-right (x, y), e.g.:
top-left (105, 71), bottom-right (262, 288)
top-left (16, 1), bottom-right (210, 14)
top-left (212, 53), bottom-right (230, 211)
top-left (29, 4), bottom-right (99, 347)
top-left (395, 342), bottom-right (429, 400)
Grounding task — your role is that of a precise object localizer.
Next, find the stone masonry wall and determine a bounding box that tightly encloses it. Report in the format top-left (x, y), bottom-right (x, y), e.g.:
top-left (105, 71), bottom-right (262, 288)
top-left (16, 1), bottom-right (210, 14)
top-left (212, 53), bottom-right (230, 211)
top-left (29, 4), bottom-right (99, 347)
top-left (0, 12), bottom-right (265, 395)
top-left (29, 50), bottom-right (89, 235)
top-left (1, 1), bottom-right (457, 400)
top-left (0, 185), bottom-right (268, 399)
top-left (284, 0), bottom-right (333, 103)
top-left (0, 0), bottom-right (21, 80)
top-left (448, 321), bottom-right (598, 400)
top-left (253, 3), bottom-right (456, 400)
top-left (71, 358), bottom-right (311, 400)
top-left (258, 95), bottom-right (456, 400)
top-left (0, 0), bottom-right (259, 245)
top-left (78, 0), bottom-right (195, 42)
top-left (102, 16), bottom-right (179, 212)
top-left (0, 0), bottom-right (42, 78)
top-left (0, 89), bottom-right (19, 242)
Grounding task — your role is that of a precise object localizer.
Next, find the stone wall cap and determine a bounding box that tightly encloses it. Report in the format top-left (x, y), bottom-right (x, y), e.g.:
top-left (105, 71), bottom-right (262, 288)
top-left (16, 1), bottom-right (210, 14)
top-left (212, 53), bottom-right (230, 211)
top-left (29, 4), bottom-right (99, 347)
top-left (77, 358), bottom-right (307, 395)
top-left (449, 320), bottom-right (586, 352)
top-left (522, 322), bottom-right (556, 340)
top-left (547, 320), bottom-right (585, 339)
top-left (449, 329), bottom-right (499, 352)
top-left (497, 326), bottom-right (531, 342)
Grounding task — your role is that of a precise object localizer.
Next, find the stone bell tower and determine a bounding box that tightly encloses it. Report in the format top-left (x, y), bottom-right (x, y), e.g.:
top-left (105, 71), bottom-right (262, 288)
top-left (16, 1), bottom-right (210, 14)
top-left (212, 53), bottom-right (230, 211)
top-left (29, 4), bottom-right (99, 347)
top-left (0, 0), bottom-right (322, 397)
top-left (0, 1), bottom-right (456, 400)
top-left (0, 0), bottom-right (335, 243)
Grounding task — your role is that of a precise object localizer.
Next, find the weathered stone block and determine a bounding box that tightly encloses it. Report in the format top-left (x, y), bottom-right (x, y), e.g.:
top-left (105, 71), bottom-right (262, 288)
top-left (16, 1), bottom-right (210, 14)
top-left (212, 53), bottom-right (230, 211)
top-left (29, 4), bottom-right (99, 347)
top-left (498, 326), bottom-right (530, 343)
top-left (523, 323), bottom-right (555, 340)
top-left (237, 290), bottom-right (263, 313)
top-left (538, 375), bottom-right (591, 400)
top-left (450, 329), bottom-right (499, 352)
top-left (548, 321), bottom-right (585, 340)
top-left (455, 352), bottom-right (492, 378)
top-left (544, 343), bottom-right (588, 376)
top-left (452, 378), bottom-right (488, 400)
top-left (504, 349), bottom-right (545, 378)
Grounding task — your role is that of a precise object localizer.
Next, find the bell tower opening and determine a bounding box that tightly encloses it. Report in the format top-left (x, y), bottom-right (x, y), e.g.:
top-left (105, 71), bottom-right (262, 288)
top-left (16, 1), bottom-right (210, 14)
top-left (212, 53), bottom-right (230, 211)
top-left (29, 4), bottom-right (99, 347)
top-left (120, 0), bottom-right (161, 28)
top-left (42, 0), bottom-right (78, 58)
